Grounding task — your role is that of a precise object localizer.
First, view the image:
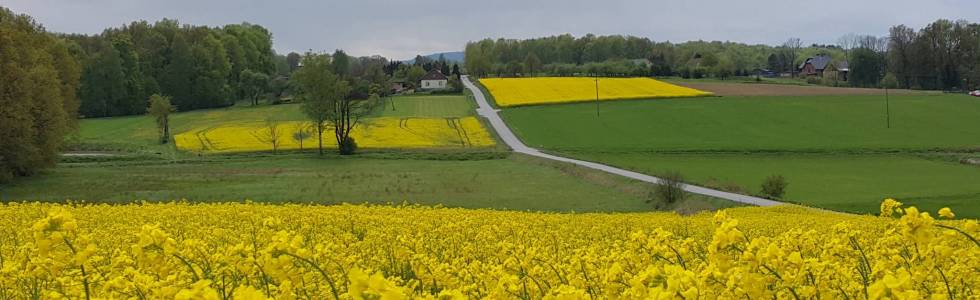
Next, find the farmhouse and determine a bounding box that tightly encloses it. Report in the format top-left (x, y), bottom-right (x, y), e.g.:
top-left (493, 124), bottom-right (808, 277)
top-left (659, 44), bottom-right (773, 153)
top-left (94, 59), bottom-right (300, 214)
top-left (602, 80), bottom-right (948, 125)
top-left (799, 55), bottom-right (832, 77)
top-left (420, 69), bottom-right (449, 90)
top-left (799, 55), bottom-right (848, 80)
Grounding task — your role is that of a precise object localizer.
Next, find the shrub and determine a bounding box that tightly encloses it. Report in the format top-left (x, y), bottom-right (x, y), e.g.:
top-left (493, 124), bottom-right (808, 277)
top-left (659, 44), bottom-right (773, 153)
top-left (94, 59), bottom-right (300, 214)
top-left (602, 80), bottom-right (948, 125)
top-left (678, 67), bottom-right (691, 79)
top-left (339, 136), bottom-right (358, 155)
top-left (691, 67), bottom-right (707, 79)
top-left (760, 175), bottom-right (788, 199)
top-left (881, 73), bottom-right (899, 89)
top-left (655, 171), bottom-right (687, 205)
top-left (820, 75), bottom-right (839, 87)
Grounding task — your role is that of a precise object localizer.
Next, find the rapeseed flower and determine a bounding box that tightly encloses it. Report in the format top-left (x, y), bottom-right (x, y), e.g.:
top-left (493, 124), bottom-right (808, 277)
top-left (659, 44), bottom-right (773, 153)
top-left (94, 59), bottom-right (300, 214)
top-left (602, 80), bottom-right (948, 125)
top-left (0, 201), bottom-right (975, 298)
top-left (479, 77), bottom-right (712, 107)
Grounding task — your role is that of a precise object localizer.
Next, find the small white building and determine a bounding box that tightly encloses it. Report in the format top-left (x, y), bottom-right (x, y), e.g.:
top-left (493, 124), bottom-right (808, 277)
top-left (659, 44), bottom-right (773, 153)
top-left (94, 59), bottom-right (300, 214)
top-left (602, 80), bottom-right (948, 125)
top-left (420, 69), bottom-right (449, 90)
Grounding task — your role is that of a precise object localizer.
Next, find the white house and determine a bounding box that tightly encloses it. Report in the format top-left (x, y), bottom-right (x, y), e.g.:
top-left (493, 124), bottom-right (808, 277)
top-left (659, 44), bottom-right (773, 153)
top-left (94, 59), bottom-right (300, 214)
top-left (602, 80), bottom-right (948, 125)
top-left (420, 69), bottom-right (449, 90)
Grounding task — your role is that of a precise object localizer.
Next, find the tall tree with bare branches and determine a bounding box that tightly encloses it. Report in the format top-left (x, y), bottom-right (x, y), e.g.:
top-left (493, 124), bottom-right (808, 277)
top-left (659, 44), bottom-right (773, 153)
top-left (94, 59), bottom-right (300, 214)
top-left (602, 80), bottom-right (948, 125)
top-left (783, 38), bottom-right (802, 77)
top-left (255, 117), bottom-right (283, 153)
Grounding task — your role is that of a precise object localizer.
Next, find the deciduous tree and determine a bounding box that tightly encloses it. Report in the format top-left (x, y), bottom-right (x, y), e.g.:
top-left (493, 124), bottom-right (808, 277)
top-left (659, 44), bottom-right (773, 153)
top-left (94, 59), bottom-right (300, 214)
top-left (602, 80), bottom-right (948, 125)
top-left (286, 52), bottom-right (302, 72)
top-left (0, 8), bottom-right (80, 182)
top-left (146, 94), bottom-right (175, 144)
top-left (406, 65), bottom-right (426, 89)
top-left (256, 117), bottom-right (282, 153)
top-left (524, 53), bottom-right (542, 77)
top-left (293, 53), bottom-right (362, 155)
top-left (240, 69), bottom-right (270, 106)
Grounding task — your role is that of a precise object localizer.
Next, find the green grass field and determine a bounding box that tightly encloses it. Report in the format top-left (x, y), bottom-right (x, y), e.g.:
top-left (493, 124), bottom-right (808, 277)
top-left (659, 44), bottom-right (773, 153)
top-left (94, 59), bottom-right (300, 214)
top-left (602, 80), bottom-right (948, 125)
top-left (564, 152), bottom-right (980, 218)
top-left (370, 95), bottom-right (475, 118)
top-left (501, 94), bottom-right (980, 216)
top-left (1, 153), bottom-right (736, 213)
top-left (502, 94), bottom-right (980, 151)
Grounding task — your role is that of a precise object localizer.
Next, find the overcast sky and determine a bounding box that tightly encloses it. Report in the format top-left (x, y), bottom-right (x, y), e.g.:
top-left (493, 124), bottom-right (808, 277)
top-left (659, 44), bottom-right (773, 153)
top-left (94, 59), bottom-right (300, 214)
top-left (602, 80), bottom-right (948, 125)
top-left (5, 0), bottom-right (979, 60)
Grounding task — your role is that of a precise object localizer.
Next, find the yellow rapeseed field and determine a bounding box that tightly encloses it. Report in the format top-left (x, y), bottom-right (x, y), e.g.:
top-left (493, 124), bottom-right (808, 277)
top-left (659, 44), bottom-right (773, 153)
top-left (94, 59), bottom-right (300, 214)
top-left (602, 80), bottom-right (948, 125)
top-left (479, 77), bottom-right (713, 107)
top-left (0, 200), bottom-right (976, 299)
top-left (174, 117), bottom-right (495, 153)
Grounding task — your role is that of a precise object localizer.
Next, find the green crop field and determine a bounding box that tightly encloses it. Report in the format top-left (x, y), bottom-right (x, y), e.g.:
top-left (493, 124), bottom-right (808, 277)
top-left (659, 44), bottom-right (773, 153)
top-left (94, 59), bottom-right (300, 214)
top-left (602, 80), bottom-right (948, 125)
top-left (502, 94), bottom-right (980, 152)
top-left (500, 94), bottom-right (980, 216)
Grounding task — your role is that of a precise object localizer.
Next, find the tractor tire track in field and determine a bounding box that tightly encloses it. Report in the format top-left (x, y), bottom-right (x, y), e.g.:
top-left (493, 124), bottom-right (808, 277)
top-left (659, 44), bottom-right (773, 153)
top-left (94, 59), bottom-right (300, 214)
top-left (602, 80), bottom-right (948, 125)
top-left (196, 126), bottom-right (220, 152)
top-left (462, 76), bottom-right (783, 207)
top-left (446, 117), bottom-right (472, 147)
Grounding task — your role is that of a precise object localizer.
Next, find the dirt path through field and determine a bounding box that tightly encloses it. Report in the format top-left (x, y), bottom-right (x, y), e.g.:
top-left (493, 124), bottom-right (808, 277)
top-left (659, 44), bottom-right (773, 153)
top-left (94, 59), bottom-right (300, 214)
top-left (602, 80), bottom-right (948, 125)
top-left (463, 76), bottom-right (783, 207)
top-left (672, 82), bottom-right (938, 97)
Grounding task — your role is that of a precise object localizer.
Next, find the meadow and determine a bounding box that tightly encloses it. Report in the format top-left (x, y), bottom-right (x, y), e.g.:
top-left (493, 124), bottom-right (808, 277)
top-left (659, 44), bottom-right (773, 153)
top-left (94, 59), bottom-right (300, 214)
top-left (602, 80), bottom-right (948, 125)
top-left (0, 154), bottom-right (734, 213)
top-left (0, 201), bottom-right (974, 298)
top-left (499, 93), bottom-right (980, 216)
top-left (478, 77), bottom-right (712, 107)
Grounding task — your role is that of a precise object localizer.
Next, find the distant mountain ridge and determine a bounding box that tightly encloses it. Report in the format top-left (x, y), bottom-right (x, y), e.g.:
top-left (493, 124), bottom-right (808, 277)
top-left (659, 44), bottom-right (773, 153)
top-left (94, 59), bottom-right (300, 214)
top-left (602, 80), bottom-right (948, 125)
top-left (403, 51), bottom-right (464, 64)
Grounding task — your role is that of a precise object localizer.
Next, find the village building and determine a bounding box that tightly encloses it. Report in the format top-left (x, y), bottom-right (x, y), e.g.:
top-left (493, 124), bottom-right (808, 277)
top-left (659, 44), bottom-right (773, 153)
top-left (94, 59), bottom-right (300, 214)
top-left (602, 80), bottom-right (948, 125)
top-left (419, 69), bottom-right (449, 90)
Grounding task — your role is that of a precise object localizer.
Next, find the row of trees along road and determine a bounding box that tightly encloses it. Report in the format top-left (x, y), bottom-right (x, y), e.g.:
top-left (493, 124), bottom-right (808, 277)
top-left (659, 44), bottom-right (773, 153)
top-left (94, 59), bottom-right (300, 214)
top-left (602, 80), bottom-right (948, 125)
top-left (0, 8), bottom-right (81, 182)
top-left (465, 23), bottom-right (980, 90)
top-left (66, 19), bottom-right (277, 117)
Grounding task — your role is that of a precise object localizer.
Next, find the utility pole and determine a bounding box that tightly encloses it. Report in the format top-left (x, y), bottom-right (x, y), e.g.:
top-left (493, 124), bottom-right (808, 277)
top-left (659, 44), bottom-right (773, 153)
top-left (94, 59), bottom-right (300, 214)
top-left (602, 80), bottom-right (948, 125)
top-left (594, 74), bottom-right (600, 118)
top-left (885, 86), bottom-right (890, 129)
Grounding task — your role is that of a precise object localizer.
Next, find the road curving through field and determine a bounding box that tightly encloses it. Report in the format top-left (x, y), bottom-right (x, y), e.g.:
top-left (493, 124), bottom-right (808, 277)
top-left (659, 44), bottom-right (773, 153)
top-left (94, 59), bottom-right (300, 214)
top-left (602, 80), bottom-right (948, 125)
top-left (462, 75), bottom-right (783, 207)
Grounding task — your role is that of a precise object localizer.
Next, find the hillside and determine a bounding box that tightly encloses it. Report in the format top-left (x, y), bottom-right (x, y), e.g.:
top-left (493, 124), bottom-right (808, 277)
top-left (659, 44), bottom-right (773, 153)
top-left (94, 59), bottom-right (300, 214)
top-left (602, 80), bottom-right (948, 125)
top-left (403, 51), bottom-right (464, 63)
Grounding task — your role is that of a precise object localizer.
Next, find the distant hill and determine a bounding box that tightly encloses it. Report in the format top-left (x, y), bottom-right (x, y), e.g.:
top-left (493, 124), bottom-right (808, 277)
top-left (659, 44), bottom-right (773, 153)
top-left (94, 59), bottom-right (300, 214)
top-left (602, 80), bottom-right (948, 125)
top-left (403, 51), bottom-right (464, 64)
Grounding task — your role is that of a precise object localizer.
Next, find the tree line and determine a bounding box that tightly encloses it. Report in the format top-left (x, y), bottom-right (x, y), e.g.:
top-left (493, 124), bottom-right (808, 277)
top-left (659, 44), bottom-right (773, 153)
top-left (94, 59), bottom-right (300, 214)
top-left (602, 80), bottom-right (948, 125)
top-left (886, 20), bottom-right (979, 90)
top-left (465, 34), bottom-right (850, 79)
top-left (66, 19), bottom-right (278, 117)
top-left (0, 8), bottom-right (80, 182)
top-left (465, 21), bottom-right (980, 91)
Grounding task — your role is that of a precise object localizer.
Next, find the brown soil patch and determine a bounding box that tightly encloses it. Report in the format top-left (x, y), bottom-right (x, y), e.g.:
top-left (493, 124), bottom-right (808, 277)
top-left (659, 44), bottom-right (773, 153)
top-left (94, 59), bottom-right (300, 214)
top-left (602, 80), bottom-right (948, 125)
top-left (674, 82), bottom-right (939, 97)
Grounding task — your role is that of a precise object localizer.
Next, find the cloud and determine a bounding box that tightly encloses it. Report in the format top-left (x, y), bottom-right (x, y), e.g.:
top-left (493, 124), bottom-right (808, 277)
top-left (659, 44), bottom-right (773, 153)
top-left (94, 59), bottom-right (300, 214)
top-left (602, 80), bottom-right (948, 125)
top-left (5, 0), bottom-right (978, 59)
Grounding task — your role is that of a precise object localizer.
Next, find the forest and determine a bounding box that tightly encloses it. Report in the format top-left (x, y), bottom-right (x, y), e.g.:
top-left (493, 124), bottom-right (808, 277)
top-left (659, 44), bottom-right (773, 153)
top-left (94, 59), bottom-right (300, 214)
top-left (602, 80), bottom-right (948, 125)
top-left (66, 20), bottom-right (278, 117)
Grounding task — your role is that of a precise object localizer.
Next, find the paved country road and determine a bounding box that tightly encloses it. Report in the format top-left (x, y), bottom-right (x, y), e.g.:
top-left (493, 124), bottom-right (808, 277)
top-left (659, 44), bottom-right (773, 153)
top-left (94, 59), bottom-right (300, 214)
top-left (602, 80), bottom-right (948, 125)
top-left (462, 76), bottom-right (783, 207)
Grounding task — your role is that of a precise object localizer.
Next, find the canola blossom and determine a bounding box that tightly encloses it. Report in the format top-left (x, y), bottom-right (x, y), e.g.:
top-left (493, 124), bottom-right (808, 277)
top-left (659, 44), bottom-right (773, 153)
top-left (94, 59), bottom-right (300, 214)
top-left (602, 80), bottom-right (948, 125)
top-left (479, 77), bottom-right (713, 107)
top-left (0, 201), bottom-right (977, 299)
top-left (174, 117), bottom-right (495, 153)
